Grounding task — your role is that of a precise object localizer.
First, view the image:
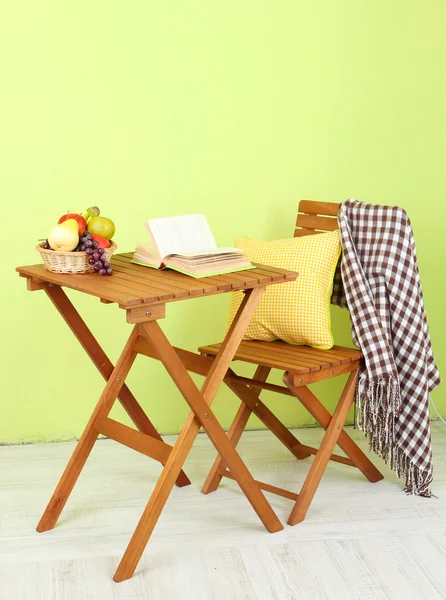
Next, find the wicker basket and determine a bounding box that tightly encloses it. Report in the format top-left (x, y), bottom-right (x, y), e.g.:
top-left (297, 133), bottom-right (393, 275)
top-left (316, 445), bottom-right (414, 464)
top-left (36, 241), bottom-right (117, 274)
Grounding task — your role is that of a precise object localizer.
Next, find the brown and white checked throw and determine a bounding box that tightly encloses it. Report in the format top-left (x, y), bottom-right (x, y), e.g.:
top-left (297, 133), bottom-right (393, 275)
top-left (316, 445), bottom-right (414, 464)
top-left (331, 199), bottom-right (441, 496)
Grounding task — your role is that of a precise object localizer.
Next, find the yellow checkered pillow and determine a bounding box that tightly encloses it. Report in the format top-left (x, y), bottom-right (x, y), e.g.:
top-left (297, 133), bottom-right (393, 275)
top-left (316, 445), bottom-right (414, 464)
top-left (227, 230), bottom-right (341, 349)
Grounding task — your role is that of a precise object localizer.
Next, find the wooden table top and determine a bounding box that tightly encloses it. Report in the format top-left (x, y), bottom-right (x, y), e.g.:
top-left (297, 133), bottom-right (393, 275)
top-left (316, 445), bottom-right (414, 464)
top-left (17, 252), bottom-right (298, 308)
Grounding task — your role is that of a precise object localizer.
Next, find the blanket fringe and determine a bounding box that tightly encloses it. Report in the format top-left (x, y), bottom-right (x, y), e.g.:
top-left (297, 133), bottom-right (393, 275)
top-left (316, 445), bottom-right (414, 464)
top-left (355, 376), bottom-right (433, 498)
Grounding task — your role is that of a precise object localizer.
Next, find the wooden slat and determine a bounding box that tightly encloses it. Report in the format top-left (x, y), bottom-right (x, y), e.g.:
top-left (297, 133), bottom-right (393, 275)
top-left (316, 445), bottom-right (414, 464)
top-left (298, 200), bottom-right (340, 216)
top-left (220, 469), bottom-right (299, 501)
top-left (118, 253), bottom-right (297, 292)
top-left (19, 254), bottom-right (298, 308)
top-left (232, 343), bottom-right (327, 371)
top-left (331, 345), bottom-right (363, 359)
top-left (202, 273), bottom-right (248, 291)
top-left (253, 341), bottom-right (361, 363)
top-left (240, 341), bottom-right (340, 368)
top-left (200, 340), bottom-right (362, 369)
top-left (112, 256), bottom-right (208, 295)
top-left (16, 264), bottom-right (149, 306)
top-left (251, 263), bottom-right (297, 281)
top-left (113, 255), bottom-right (220, 295)
top-left (296, 445), bottom-right (355, 467)
top-left (201, 344), bottom-right (312, 373)
top-left (247, 267), bottom-right (292, 284)
top-left (288, 360), bottom-right (360, 385)
top-left (224, 361), bottom-right (359, 389)
top-left (95, 417), bottom-right (172, 464)
top-left (199, 341), bottom-right (359, 371)
top-left (111, 258), bottom-right (194, 289)
top-left (106, 271), bottom-right (175, 302)
top-left (225, 373), bottom-right (294, 396)
top-left (296, 214), bottom-right (339, 232)
top-left (110, 263), bottom-right (189, 299)
top-left (214, 270), bottom-right (271, 288)
top-left (133, 337), bottom-right (215, 377)
top-left (294, 229), bottom-right (321, 237)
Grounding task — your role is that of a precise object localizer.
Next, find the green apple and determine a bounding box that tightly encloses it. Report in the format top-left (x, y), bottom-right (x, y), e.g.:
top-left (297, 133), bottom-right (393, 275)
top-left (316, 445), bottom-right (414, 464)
top-left (87, 216), bottom-right (115, 240)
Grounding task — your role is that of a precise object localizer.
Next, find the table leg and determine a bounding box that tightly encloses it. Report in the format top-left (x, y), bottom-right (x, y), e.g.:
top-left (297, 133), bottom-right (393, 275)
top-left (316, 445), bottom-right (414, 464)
top-left (43, 284), bottom-right (190, 488)
top-left (114, 288), bottom-right (283, 582)
top-left (37, 327), bottom-right (139, 532)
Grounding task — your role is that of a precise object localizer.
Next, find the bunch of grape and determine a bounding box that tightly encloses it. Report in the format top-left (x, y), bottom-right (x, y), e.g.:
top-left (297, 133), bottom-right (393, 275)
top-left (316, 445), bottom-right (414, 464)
top-left (77, 232), bottom-right (113, 276)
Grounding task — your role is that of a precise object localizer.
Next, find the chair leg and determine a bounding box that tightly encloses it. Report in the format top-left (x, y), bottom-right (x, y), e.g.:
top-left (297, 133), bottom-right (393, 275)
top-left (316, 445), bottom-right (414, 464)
top-left (225, 373), bottom-right (312, 461)
top-left (284, 370), bottom-right (359, 525)
top-left (201, 366), bottom-right (271, 495)
top-left (288, 377), bottom-right (384, 484)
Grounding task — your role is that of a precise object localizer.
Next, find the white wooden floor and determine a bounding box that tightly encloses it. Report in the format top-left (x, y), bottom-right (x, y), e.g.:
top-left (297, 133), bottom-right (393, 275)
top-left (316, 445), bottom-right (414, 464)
top-left (1, 423), bottom-right (445, 600)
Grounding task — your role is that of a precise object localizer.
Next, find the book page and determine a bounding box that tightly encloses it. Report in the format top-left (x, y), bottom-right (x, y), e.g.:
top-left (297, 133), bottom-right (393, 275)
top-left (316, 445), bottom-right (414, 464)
top-left (147, 214), bottom-right (217, 259)
top-left (169, 247), bottom-right (242, 258)
top-left (134, 243), bottom-right (160, 264)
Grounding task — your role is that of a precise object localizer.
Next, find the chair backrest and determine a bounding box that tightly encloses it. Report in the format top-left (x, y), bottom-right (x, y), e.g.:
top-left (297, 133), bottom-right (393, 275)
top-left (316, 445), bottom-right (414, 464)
top-left (294, 200), bottom-right (340, 237)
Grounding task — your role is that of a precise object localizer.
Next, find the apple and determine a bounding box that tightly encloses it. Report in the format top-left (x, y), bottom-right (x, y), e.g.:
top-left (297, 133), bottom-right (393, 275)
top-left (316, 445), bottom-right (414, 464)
top-left (91, 233), bottom-right (111, 249)
top-left (58, 213), bottom-right (87, 236)
top-left (87, 216), bottom-right (115, 240)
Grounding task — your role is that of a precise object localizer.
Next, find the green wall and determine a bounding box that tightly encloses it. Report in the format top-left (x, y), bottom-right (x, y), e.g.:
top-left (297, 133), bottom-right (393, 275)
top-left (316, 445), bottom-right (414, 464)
top-left (1, 1), bottom-right (444, 443)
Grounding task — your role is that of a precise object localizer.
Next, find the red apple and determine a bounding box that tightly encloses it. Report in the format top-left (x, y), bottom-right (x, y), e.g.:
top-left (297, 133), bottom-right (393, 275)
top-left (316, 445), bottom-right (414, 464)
top-left (58, 213), bottom-right (87, 236)
top-left (91, 233), bottom-right (111, 248)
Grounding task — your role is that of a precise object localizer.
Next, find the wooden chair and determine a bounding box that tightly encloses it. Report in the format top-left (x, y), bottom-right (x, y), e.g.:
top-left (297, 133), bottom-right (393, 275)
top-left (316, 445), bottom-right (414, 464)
top-left (198, 200), bottom-right (384, 525)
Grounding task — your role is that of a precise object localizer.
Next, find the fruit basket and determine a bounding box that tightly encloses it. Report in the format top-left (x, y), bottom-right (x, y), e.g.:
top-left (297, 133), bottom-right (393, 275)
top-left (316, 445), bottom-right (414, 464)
top-left (37, 241), bottom-right (117, 274)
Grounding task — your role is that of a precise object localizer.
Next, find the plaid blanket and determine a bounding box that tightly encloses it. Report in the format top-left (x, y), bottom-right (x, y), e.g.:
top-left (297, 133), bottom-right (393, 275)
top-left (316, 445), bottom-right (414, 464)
top-left (332, 199), bottom-right (441, 496)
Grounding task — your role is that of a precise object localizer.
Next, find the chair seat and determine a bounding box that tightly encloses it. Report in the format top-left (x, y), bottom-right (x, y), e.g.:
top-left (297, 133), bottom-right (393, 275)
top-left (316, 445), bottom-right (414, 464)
top-left (199, 340), bottom-right (362, 374)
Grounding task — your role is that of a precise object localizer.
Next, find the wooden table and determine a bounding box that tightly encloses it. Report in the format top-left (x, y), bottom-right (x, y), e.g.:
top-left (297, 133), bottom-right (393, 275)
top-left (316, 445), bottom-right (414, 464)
top-left (16, 252), bottom-right (297, 582)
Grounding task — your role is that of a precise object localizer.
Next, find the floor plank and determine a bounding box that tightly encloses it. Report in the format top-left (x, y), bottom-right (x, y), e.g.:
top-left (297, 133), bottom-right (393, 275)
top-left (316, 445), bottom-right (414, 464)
top-left (0, 423), bottom-right (445, 599)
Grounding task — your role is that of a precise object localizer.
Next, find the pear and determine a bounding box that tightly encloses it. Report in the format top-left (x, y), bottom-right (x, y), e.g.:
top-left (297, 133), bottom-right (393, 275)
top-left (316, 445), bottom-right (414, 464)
top-left (48, 219), bottom-right (79, 252)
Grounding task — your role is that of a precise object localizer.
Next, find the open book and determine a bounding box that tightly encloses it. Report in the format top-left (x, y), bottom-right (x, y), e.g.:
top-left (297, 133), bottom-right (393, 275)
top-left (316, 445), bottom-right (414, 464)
top-left (133, 214), bottom-right (254, 278)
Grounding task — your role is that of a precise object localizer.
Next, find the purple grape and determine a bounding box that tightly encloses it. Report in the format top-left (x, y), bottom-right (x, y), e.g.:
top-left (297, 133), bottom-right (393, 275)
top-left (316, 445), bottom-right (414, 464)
top-left (80, 244), bottom-right (86, 251)
top-left (94, 261), bottom-right (102, 270)
top-left (92, 252), bottom-right (100, 260)
top-left (97, 248), bottom-right (105, 255)
top-left (99, 268), bottom-right (106, 276)
top-left (80, 237), bottom-right (88, 243)
top-left (106, 268), bottom-right (113, 276)
top-left (91, 241), bottom-right (98, 249)
top-left (88, 257), bottom-right (95, 265)
top-left (103, 261), bottom-right (110, 269)
top-left (86, 247), bottom-right (93, 255)
top-left (85, 240), bottom-right (92, 248)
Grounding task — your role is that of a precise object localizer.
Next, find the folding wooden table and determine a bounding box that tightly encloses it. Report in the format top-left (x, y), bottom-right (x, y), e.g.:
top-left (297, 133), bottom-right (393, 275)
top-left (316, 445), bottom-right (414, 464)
top-left (16, 253), bottom-right (297, 582)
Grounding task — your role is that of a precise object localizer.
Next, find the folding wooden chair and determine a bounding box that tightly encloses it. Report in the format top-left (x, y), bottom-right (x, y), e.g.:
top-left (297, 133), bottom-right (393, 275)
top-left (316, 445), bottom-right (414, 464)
top-left (199, 200), bottom-right (384, 525)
